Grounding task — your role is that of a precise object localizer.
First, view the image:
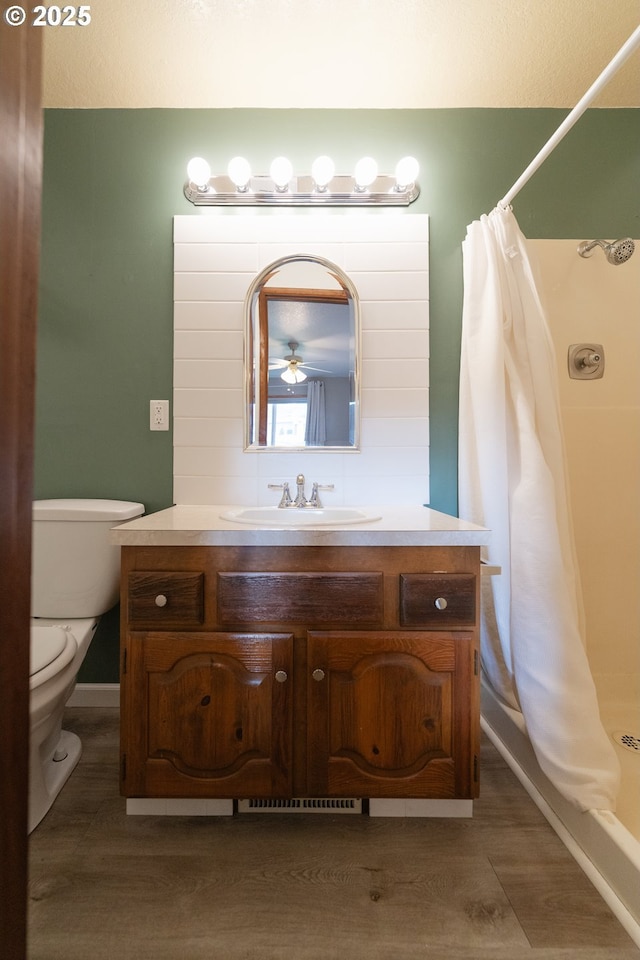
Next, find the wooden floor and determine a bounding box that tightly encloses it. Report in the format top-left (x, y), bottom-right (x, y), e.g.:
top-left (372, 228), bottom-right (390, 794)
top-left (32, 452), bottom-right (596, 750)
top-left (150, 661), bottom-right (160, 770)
top-left (28, 708), bottom-right (639, 960)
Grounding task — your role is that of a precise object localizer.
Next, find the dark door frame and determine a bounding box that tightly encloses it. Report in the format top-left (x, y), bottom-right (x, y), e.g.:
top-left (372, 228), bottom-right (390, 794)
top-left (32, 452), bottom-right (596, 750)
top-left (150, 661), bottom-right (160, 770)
top-left (0, 21), bottom-right (43, 960)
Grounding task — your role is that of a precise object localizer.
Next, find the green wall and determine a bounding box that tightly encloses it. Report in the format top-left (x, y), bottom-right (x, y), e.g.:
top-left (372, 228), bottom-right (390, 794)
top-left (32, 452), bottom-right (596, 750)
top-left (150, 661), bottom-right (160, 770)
top-left (37, 109), bottom-right (639, 681)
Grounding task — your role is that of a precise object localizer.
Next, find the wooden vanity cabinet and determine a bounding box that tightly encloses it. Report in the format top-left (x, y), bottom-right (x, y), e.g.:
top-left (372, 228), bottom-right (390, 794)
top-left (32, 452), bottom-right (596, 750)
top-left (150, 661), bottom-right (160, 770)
top-left (119, 544), bottom-right (480, 802)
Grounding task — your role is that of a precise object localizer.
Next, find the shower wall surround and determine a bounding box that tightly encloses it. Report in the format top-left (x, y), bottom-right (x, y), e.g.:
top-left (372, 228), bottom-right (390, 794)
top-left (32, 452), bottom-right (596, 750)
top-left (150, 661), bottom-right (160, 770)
top-left (173, 214), bottom-right (429, 506)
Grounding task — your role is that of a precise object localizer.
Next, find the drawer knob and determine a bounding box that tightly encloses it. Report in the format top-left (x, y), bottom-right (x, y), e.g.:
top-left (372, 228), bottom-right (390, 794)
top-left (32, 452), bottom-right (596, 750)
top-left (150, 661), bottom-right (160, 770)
top-left (312, 668), bottom-right (325, 682)
top-left (274, 670), bottom-right (288, 683)
top-left (154, 594), bottom-right (168, 608)
top-left (434, 597), bottom-right (448, 610)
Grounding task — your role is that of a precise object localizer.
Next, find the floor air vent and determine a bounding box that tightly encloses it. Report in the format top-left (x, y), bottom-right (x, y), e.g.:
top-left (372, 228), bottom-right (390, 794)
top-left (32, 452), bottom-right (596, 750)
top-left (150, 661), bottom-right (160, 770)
top-left (238, 798), bottom-right (362, 814)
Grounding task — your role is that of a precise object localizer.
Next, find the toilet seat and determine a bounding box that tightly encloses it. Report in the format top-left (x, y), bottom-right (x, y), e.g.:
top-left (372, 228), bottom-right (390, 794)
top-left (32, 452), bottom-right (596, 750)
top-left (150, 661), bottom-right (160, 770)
top-left (30, 626), bottom-right (77, 689)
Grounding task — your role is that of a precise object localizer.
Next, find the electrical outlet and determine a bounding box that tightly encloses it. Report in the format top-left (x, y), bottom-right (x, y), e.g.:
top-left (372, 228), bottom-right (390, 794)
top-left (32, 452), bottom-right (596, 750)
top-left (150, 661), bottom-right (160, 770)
top-left (150, 400), bottom-right (169, 431)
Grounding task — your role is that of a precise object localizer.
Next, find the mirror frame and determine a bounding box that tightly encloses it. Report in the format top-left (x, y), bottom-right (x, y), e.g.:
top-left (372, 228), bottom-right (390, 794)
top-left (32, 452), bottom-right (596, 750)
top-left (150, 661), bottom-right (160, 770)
top-left (243, 254), bottom-right (361, 452)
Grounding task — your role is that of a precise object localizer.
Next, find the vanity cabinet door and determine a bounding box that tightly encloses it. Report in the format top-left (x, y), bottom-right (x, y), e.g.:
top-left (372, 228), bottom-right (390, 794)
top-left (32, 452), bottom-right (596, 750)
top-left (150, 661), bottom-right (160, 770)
top-left (306, 631), bottom-right (478, 800)
top-left (121, 632), bottom-right (294, 799)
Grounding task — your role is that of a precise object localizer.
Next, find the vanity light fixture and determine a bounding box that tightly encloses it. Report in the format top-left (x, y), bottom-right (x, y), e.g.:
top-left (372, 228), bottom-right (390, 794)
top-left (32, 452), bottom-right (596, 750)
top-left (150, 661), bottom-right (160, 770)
top-left (311, 155), bottom-right (336, 192)
top-left (186, 156), bottom-right (212, 191)
top-left (353, 156), bottom-right (378, 192)
top-left (394, 155), bottom-right (420, 192)
top-left (227, 156), bottom-right (252, 192)
top-left (183, 155), bottom-right (420, 205)
top-left (270, 156), bottom-right (294, 192)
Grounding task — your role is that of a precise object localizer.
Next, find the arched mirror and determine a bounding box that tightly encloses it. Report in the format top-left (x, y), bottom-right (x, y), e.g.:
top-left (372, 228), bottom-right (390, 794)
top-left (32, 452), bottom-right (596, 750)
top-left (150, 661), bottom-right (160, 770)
top-left (244, 255), bottom-right (360, 451)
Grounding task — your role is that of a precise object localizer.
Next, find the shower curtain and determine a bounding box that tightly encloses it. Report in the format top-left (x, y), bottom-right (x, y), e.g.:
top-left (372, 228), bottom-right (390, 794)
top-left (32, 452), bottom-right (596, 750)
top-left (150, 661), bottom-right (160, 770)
top-left (458, 205), bottom-right (620, 812)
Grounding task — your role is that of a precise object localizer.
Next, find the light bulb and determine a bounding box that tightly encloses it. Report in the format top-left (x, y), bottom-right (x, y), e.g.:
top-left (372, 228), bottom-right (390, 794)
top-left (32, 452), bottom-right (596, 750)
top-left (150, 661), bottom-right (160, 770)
top-left (281, 365), bottom-right (306, 384)
top-left (187, 157), bottom-right (211, 189)
top-left (354, 156), bottom-right (378, 191)
top-left (228, 156), bottom-right (252, 191)
top-left (311, 155), bottom-right (335, 191)
top-left (395, 156), bottom-right (419, 190)
top-left (270, 156), bottom-right (293, 191)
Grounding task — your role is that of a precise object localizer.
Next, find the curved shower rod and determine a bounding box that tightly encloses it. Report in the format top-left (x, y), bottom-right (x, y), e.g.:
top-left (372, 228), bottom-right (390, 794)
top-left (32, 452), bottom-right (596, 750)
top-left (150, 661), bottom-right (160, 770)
top-left (498, 24), bottom-right (640, 210)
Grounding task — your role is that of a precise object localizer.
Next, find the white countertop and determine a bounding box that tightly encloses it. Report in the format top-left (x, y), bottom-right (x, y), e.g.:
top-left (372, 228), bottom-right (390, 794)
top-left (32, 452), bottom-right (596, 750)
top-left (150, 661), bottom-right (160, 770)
top-left (110, 504), bottom-right (490, 547)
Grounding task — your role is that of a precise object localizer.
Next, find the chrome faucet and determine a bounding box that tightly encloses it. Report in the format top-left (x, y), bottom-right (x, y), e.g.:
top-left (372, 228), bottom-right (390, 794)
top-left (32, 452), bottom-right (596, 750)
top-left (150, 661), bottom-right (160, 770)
top-left (294, 474), bottom-right (308, 507)
top-left (268, 475), bottom-right (335, 508)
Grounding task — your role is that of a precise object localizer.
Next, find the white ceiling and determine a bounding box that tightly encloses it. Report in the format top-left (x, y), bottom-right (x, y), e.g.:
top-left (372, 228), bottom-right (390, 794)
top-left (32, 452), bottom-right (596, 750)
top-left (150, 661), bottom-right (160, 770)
top-left (43, 0), bottom-right (639, 108)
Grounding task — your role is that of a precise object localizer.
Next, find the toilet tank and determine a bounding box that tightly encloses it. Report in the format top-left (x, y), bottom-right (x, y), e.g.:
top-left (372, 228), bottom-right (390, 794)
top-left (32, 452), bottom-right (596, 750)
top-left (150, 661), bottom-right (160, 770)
top-left (31, 499), bottom-right (145, 618)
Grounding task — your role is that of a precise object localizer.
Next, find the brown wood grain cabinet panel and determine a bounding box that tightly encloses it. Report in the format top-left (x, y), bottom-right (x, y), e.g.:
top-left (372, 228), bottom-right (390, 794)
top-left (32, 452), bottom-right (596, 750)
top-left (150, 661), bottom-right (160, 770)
top-left (217, 571), bottom-right (383, 625)
top-left (400, 573), bottom-right (476, 627)
top-left (306, 630), bottom-right (477, 798)
top-left (122, 631), bottom-right (293, 797)
top-left (128, 572), bottom-right (204, 625)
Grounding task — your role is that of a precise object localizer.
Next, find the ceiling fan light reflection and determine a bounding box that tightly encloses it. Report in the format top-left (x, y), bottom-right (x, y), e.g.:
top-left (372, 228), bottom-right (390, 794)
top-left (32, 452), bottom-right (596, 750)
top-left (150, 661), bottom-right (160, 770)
top-left (281, 365), bottom-right (307, 384)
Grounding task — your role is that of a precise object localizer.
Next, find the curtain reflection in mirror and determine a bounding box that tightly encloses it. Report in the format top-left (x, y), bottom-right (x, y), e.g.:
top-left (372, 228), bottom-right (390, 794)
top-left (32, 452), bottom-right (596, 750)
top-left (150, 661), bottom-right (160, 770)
top-left (305, 381), bottom-right (326, 446)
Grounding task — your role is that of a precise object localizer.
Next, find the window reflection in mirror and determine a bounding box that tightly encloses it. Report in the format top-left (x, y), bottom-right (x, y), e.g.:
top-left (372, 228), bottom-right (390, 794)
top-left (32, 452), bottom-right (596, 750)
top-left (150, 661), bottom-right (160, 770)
top-left (244, 256), bottom-right (360, 451)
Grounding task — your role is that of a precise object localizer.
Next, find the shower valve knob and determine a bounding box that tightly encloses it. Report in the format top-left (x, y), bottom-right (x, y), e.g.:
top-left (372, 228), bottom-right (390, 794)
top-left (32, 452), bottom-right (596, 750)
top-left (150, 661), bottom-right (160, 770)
top-left (580, 352), bottom-right (601, 368)
top-left (568, 344), bottom-right (605, 380)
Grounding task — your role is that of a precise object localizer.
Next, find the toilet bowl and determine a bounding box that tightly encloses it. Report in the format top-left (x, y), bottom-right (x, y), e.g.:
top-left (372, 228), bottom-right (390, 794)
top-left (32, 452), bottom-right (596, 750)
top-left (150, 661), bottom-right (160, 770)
top-left (29, 624), bottom-right (81, 831)
top-left (28, 498), bottom-right (144, 832)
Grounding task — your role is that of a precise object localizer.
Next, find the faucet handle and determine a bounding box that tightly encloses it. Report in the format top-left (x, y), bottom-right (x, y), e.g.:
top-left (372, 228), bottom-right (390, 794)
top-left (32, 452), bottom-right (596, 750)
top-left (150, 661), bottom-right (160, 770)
top-left (308, 482), bottom-right (335, 508)
top-left (267, 482), bottom-right (292, 508)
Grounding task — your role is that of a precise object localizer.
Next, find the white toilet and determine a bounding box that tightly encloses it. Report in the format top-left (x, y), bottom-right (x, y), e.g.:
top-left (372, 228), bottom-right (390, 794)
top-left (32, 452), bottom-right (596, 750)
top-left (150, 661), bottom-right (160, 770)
top-left (29, 498), bottom-right (144, 832)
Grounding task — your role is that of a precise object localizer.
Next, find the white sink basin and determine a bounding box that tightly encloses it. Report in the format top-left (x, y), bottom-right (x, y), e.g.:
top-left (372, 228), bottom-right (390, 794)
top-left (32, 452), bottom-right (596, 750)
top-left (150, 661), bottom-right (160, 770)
top-left (220, 506), bottom-right (381, 527)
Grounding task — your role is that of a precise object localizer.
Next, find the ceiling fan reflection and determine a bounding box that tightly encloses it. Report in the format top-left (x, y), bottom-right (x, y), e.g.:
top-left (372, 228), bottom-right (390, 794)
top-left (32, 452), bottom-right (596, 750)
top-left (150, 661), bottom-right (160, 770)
top-left (268, 341), bottom-right (332, 383)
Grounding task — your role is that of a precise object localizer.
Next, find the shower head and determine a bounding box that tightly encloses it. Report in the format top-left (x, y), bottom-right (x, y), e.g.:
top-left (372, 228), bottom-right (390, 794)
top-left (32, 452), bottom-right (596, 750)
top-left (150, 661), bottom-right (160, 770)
top-left (577, 238), bottom-right (635, 265)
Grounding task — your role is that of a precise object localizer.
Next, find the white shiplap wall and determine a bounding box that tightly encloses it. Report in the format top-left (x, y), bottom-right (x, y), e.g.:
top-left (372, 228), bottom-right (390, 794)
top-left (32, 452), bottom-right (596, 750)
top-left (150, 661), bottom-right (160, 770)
top-left (173, 214), bottom-right (429, 507)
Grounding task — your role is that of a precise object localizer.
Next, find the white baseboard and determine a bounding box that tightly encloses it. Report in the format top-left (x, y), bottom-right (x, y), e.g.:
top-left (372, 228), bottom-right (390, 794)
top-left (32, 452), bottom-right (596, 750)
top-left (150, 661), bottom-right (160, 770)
top-left (67, 683), bottom-right (120, 708)
top-left (369, 798), bottom-right (473, 818)
top-left (127, 798), bottom-right (234, 816)
top-left (124, 797), bottom-right (472, 818)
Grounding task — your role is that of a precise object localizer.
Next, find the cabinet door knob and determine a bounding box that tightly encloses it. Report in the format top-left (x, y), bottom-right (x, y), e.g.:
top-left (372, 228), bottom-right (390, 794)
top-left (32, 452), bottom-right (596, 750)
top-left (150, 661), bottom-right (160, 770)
top-left (434, 596), bottom-right (448, 610)
top-left (154, 594), bottom-right (168, 607)
top-left (274, 670), bottom-right (288, 683)
top-left (312, 668), bottom-right (325, 682)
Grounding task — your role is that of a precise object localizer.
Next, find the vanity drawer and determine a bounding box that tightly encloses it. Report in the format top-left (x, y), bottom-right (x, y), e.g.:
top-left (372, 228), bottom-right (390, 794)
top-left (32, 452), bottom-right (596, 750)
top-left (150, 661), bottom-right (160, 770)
top-left (217, 572), bottom-right (384, 625)
top-left (128, 572), bottom-right (205, 625)
top-left (399, 574), bottom-right (476, 627)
